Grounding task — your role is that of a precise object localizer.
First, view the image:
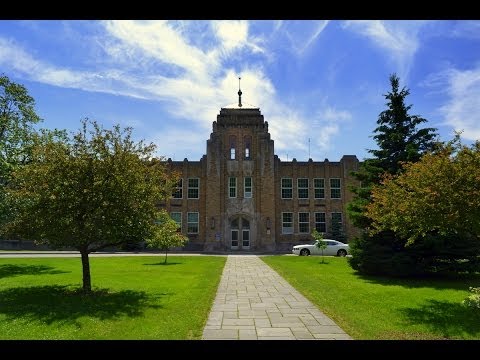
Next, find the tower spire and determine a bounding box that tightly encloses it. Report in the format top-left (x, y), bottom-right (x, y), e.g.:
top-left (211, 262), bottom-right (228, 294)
top-left (238, 77), bottom-right (242, 107)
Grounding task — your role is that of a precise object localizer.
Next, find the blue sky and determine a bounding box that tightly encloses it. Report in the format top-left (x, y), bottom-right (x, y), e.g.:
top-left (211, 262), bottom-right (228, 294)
top-left (1, 20), bottom-right (479, 162)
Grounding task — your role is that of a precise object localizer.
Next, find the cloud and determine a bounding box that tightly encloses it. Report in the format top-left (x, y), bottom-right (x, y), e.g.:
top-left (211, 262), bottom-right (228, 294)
top-left (0, 20), bottom-right (351, 160)
top-left (437, 66), bottom-right (480, 140)
top-left (450, 20), bottom-right (480, 40)
top-left (311, 107), bottom-right (352, 154)
top-left (281, 20), bottom-right (330, 55)
top-left (342, 20), bottom-right (426, 78)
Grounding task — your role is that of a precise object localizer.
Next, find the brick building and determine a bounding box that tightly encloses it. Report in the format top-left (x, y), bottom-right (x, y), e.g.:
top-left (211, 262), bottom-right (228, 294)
top-left (165, 91), bottom-right (360, 252)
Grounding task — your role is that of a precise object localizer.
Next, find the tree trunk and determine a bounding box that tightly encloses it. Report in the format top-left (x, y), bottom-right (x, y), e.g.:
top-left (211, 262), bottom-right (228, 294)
top-left (164, 248), bottom-right (168, 264)
top-left (80, 249), bottom-right (92, 293)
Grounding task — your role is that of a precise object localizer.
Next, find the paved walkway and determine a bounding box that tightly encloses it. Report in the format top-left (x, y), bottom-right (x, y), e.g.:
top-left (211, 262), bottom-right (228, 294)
top-left (202, 255), bottom-right (352, 340)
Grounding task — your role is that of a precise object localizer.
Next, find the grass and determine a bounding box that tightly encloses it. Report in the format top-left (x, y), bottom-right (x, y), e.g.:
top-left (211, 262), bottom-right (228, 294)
top-left (261, 256), bottom-right (480, 340)
top-left (0, 256), bottom-right (226, 339)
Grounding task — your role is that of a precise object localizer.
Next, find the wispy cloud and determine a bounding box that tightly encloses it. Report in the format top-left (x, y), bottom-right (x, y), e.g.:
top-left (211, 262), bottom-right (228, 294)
top-left (342, 20), bottom-right (427, 79)
top-left (450, 20), bottom-right (480, 40)
top-left (0, 20), bottom-right (351, 160)
top-left (281, 20), bottom-right (330, 55)
top-left (434, 65), bottom-right (480, 141)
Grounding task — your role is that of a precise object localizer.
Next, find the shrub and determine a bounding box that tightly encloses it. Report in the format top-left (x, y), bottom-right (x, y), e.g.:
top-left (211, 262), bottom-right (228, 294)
top-left (463, 287), bottom-right (480, 310)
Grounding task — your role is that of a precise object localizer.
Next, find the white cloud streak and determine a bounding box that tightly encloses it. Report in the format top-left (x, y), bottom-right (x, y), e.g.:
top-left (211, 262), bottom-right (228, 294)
top-left (281, 20), bottom-right (330, 55)
top-left (438, 66), bottom-right (480, 140)
top-left (0, 20), bottom-right (350, 160)
top-left (342, 20), bottom-right (427, 79)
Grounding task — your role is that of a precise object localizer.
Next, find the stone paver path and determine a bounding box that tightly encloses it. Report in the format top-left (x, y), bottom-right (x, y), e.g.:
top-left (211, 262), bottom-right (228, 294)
top-left (202, 255), bottom-right (352, 340)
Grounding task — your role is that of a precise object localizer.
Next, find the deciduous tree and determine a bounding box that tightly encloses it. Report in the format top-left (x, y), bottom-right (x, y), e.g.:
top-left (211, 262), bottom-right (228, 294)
top-left (146, 210), bottom-right (188, 264)
top-left (3, 119), bottom-right (178, 293)
top-left (365, 139), bottom-right (480, 273)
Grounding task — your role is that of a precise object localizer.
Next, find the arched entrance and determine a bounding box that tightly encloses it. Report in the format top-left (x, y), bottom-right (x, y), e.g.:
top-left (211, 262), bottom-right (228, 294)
top-left (229, 216), bottom-right (251, 250)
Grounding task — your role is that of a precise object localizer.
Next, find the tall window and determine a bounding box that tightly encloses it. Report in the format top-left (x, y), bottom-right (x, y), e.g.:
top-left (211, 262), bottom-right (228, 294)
top-left (314, 178), bottom-right (325, 199)
top-left (297, 178), bottom-right (309, 199)
top-left (172, 178), bottom-right (183, 199)
top-left (229, 177), bottom-right (237, 198)
top-left (170, 212), bottom-right (182, 231)
top-left (298, 212), bottom-right (310, 233)
top-left (244, 136), bottom-right (251, 159)
top-left (332, 212), bottom-right (343, 226)
top-left (187, 212), bottom-right (199, 234)
top-left (229, 135), bottom-right (236, 160)
top-left (244, 177), bottom-right (252, 198)
top-left (330, 178), bottom-right (341, 199)
top-left (282, 212), bottom-right (293, 234)
top-left (314, 212), bottom-right (326, 233)
top-left (188, 178), bottom-right (199, 199)
top-left (281, 178), bottom-right (293, 199)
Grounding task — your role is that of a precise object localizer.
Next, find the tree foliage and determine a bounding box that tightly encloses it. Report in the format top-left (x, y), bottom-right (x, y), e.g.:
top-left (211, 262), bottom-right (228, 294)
top-left (364, 139), bottom-right (480, 273)
top-left (312, 229), bottom-right (327, 263)
top-left (347, 73), bottom-right (439, 229)
top-left (3, 119), bottom-right (178, 293)
top-left (346, 74), bottom-right (442, 276)
top-left (146, 210), bottom-right (188, 264)
top-left (0, 75), bottom-right (67, 233)
top-left (0, 74), bottom-right (41, 174)
top-left (329, 215), bottom-right (346, 243)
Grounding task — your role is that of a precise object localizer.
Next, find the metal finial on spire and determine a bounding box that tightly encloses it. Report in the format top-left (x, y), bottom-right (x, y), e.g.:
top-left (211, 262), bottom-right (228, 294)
top-left (238, 77), bottom-right (242, 107)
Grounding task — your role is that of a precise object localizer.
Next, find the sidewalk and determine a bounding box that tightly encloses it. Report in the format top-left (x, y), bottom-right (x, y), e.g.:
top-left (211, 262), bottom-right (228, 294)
top-left (202, 255), bottom-right (352, 340)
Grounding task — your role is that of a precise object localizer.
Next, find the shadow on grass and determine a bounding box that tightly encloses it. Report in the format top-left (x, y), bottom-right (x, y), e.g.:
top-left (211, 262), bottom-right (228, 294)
top-left (0, 264), bottom-right (70, 279)
top-left (354, 272), bottom-right (480, 291)
top-left (317, 260), bottom-right (330, 265)
top-left (0, 285), bottom-right (162, 328)
top-left (399, 299), bottom-right (480, 338)
top-left (143, 262), bottom-right (181, 266)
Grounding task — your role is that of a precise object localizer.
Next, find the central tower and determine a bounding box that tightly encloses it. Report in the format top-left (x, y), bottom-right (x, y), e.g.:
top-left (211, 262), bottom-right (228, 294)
top-left (203, 88), bottom-right (276, 251)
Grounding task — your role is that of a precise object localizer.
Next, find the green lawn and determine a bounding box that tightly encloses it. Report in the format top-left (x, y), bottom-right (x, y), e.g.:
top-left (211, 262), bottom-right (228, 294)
top-left (0, 256), bottom-right (226, 339)
top-left (262, 256), bottom-right (480, 340)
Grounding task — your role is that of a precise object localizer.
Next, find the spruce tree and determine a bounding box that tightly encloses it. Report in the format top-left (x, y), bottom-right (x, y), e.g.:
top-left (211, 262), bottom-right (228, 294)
top-left (347, 74), bottom-right (439, 276)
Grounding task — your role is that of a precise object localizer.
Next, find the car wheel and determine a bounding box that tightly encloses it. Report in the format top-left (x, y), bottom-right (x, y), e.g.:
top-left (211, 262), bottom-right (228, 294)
top-left (337, 249), bottom-right (347, 257)
top-left (300, 249), bottom-right (310, 256)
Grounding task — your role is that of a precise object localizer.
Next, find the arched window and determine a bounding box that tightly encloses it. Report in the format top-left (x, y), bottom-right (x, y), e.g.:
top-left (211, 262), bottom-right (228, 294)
top-left (244, 136), bottom-right (251, 160)
top-left (229, 135), bottom-right (236, 160)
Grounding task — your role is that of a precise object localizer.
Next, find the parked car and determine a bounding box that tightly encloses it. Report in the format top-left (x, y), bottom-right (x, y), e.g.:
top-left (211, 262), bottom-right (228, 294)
top-left (292, 239), bottom-right (349, 257)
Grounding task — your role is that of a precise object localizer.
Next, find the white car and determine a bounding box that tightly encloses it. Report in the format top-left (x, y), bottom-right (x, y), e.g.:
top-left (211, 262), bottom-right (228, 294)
top-left (292, 239), bottom-right (349, 257)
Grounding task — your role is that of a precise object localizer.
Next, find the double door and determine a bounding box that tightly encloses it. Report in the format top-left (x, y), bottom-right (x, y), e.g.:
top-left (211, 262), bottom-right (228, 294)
top-left (230, 217), bottom-right (250, 250)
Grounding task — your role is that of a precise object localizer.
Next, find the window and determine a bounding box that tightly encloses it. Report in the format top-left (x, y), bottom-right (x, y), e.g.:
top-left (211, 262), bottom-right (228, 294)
top-left (170, 212), bottom-right (182, 231)
top-left (297, 178), bottom-right (309, 199)
top-left (281, 178), bottom-right (293, 199)
top-left (314, 212), bottom-right (326, 233)
top-left (229, 135), bottom-right (236, 160)
top-left (244, 177), bottom-right (252, 198)
top-left (187, 212), bottom-right (199, 233)
top-left (330, 178), bottom-right (341, 199)
top-left (298, 212), bottom-right (310, 233)
top-left (229, 177), bottom-right (237, 198)
top-left (172, 179), bottom-right (183, 199)
top-left (314, 178), bottom-right (325, 199)
top-left (244, 135), bottom-right (251, 160)
top-left (332, 212), bottom-right (343, 226)
top-left (282, 212), bottom-right (293, 234)
top-left (187, 178), bottom-right (199, 199)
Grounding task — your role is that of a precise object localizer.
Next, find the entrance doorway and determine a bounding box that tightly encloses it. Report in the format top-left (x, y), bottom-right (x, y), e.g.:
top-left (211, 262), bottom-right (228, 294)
top-left (230, 217), bottom-right (250, 250)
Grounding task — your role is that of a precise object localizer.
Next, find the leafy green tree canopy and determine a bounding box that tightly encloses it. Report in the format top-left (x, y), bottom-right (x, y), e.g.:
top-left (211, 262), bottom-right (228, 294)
top-left (3, 119), bottom-right (178, 293)
top-left (146, 210), bottom-right (188, 264)
top-left (0, 75), bottom-right (67, 233)
top-left (367, 138), bottom-right (480, 246)
top-left (0, 74), bottom-right (42, 177)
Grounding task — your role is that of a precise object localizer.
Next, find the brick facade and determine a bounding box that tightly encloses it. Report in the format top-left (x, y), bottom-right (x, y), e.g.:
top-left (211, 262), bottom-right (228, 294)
top-left (165, 104), bottom-right (360, 252)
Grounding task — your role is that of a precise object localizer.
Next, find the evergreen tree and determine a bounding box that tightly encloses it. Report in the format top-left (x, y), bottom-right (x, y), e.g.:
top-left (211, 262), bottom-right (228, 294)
top-left (347, 74), bottom-right (440, 276)
top-left (329, 214), bottom-right (346, 243)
